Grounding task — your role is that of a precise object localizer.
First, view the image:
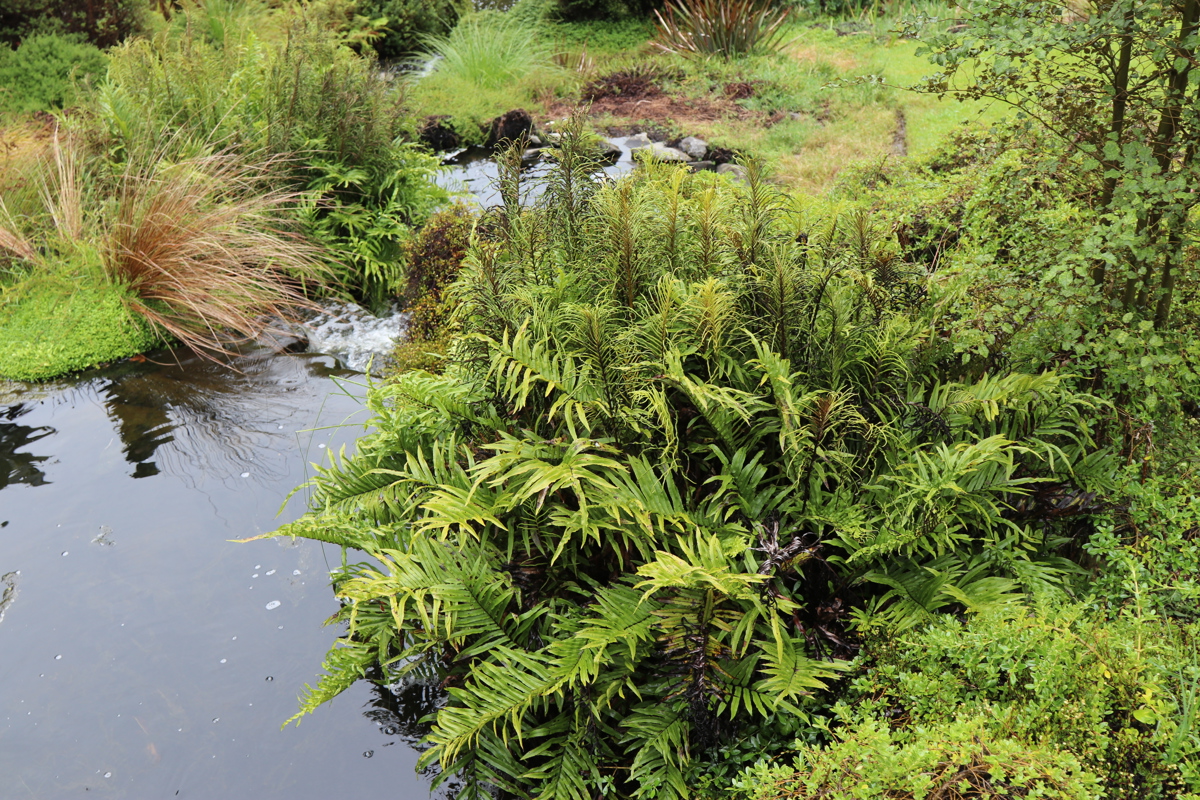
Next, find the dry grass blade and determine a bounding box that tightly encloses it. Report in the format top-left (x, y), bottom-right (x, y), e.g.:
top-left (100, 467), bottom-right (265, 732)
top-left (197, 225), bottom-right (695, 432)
top-left (44, 129), bottom-right (83, 240)
top-left (105, 151), bottom-right (333, 358)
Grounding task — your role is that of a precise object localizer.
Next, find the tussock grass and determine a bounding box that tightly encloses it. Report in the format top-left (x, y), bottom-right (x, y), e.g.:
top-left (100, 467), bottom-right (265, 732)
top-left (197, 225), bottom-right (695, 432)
top-left (0, 136), bottom-right (332, 373)
top-left (419, 13), bottom-right (555, 91)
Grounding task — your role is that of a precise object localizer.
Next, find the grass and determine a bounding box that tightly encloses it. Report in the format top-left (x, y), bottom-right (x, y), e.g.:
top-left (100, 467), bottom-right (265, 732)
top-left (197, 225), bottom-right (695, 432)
top-left (0, 136), bottom-right (331, 377)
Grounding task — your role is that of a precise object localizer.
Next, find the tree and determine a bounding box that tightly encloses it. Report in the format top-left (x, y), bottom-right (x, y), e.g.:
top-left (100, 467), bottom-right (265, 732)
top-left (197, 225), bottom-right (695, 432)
top-left (911, 0), bottom-right (1200, 327)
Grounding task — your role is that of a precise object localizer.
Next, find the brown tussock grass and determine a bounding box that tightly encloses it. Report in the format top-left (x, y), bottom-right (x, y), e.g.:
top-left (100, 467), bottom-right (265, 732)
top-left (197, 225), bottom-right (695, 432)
top-left (106, 150), bottom-right (332, 357)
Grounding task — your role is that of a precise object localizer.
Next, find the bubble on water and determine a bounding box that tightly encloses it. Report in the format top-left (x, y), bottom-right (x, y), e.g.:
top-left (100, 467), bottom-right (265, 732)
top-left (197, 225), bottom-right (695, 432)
top-left (104, 772), bottom-right (112, 779)
top-left (318, 443), bottom-right (326, 449)
top-left (382, 725), bottom-right (398, 735)
top-left (363, 750), bottom-right (374, 758)
top-left (278, 425), bottom-right (284, 430)
top-left (255, 565), bottom-right (261, 570)
top-left (54, 655), bottom-right (61, 660)
top-left (61, 551), bottom-right (68, 557)
top-left (265, 600), bottom-right (281, 610)
top-left (252, 574), bottom-right (259, 578)
top-left (265, 676), bottom-right (274, 681)
top-left (277, 625), bottom-right (284, 630)
top-left (231, 636), bottom-right (237, 641)
top-left (219, 659), bottom-right (227, 664)
top-left (266, 569), bottom-right (275, 576)
top-left (292, 570), bottom-right (301, 576)
top-left (39, 673), bottom-right (43, 678)
top-left (240, 472), bottom-right (250, 478)
top-left (212, 718), bottom-right (219, 723)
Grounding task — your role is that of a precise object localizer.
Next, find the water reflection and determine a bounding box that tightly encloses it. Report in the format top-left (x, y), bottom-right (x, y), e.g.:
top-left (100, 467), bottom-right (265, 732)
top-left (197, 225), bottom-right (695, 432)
top-left (0, 404), bottom-right (53, 488)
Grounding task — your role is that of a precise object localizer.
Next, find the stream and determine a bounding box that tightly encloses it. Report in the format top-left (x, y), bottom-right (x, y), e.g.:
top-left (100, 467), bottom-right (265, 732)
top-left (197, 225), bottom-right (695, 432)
top-left (0, 316), bottom-right (444, 799)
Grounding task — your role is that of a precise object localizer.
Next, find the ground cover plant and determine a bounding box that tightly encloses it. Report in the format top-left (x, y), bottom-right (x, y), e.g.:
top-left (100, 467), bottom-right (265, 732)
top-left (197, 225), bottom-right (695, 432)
top-left (260, 121), bottom-right (1127, 799)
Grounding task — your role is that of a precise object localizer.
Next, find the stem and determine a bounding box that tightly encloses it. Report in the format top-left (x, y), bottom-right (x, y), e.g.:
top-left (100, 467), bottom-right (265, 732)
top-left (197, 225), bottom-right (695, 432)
top-left (1092, 5), bottom-right (1135, 286)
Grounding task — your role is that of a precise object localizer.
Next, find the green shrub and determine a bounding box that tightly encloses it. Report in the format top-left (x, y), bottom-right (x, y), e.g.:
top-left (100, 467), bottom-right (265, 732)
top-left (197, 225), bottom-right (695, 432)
top-left (97, 14), bottom-right (448, 304)
top-left (357, 0), bottom-right (469, 58)
top-left (0, 0), bottom-right (145, 49)
top-left (0, 34), bottom-right (107, 115)
top-left (740, 717), bottom-right (1102, 800)
top-left (812, 608), bottom-right (1200, 799)
top-left (552, 0), bottom-right (663, 22)
top-left (402, 202), bottom-right (475, 340)
top-left (261, 130), bottom-right (1114, 800)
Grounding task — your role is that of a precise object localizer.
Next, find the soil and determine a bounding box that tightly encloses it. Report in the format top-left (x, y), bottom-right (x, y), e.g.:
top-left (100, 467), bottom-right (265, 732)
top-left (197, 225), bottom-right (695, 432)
top-left (546, 91), bottom-right (764, 140)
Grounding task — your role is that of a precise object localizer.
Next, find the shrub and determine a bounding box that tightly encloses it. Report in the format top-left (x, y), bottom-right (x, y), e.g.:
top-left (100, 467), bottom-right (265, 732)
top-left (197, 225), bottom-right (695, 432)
top-left (0, 0), bottom-right (145, 49)
top-left (402, 202), bottom-right (475, 341)
top-left (0, 34), bottom-right (107, 115)
top-left (261, 130), bottom-right (1114, 800)
top-left (97, 14), bottom-right (448, 305)
top-left (742, 717), bottom-right (1102, 800)
top-left (357, 0), bottom-right (469, 58)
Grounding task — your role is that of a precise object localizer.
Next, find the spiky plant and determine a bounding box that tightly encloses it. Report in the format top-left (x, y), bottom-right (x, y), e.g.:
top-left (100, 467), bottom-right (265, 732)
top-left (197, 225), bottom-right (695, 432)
top-left (653, 0), bottom-right (790, 60)
top-left (261, 127), bottom-right (1114, 800)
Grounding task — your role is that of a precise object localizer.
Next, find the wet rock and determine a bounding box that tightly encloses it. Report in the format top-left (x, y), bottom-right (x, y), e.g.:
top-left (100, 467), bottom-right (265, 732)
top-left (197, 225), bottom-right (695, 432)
top-left (624, 132), bottom-right (652, 151)
top-left (417, 115), bottom-right (460, 152)
top-left (717, 163), bottom-right (749, 182)
top-left (595, 139), bottom-right (622, 164)
top-left (678, 136), bottom-right (708, 160)
top-left (521, 148), bottom-right (543, 164)
top-left (255, 327), bottom-right (308, 354)
top-left (527, 134), bottom-right (544, 147)
top-left (647, 143), bottom-right (690, 162)
top-left (687, 160), bottom-right (716, 172)
top-left (486, 109), bottom-right (534, 149)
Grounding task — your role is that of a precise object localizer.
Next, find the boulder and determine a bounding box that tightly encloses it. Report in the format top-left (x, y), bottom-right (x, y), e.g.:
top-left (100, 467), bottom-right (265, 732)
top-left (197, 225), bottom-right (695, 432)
top-left (486, 109), bottom-right (535, 149)
top-left (417, 115), bottom-right (460, 152)
top-left (717, 163), bottom-right (748, 182)
top-left (687, 160), bottom-right (716, 172)
top-left (678, 136), bottom-right (708, 160)
top-left (624, 132), bottom-right (653, 151)
top-left (595, 139), bottom-right (623, 164)
top-left (647, 143), bottom-right (690, 162)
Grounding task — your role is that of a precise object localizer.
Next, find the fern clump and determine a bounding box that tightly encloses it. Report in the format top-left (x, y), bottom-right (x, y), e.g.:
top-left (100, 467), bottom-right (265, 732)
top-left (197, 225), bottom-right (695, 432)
top-left (266, 123), bottom-right (1114, 799)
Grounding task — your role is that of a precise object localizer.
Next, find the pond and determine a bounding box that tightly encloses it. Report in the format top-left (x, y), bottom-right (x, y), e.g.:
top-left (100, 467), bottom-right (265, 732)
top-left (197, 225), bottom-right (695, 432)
top-left (0, 335), bottom-right (444, 799)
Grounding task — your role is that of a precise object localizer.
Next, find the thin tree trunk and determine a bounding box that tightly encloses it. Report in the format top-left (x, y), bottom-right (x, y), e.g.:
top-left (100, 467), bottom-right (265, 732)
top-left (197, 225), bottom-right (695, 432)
top-left (1092, 4), bottom-right (1135, 286)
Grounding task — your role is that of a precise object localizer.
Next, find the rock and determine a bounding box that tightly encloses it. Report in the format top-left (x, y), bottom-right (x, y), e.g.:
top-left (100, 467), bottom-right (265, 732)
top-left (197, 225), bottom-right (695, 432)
top-left (647, 143), bottom-right (690, 162)
top-left (678, 136), bottom-right (708, 160)
top-left (624, 132), bottom-right (652, 151)
top-left (787, 112), bottom-right (804, 121)
top-left (717, 163), bottom-right (748, 182)
top-left (417, 115), bottom-right (460, 152)
top-left (521, 148), bottom-right (543, 164)
top-left (595, 139), bottom-right (622, 164)
top-left (486, 109), bottom-right (534, 149)
top-left (527, 134), bottom-right (544, 147)
top-left (256, 326), bottom-right (308, 354)
top-left (687, 160), bottom-right (716, 172)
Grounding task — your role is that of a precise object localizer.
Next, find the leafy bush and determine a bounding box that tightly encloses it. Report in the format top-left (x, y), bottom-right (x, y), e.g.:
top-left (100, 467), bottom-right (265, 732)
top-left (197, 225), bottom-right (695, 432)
top-left (262, 127), bottom-right (1113, 799)
top-left (741, 717), bottom-right (1102, 800)
top-left (357, 0), bottom-right (469, 58)
top-left (786, 607), bottom-right (1200, 799)
top-left (552, 0), bottom-right (663, 22)
top-left (98, 14), bottom-right (448, 304)
top-left (402, 202), bottom-right (475, 340)
top-left (0, 34), bottom-right (107, 115)
top-left (0, 0), bottom-right (145, 49)
top-left (654, 0), bottom-right (790, 60)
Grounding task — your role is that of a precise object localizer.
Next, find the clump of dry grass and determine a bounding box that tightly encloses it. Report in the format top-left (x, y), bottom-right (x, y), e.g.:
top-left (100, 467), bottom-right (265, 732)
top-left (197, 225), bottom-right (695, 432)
top-left (106, 150), bottom-right (331, 356)
top-left (1, 134), bottom-right (334, 360)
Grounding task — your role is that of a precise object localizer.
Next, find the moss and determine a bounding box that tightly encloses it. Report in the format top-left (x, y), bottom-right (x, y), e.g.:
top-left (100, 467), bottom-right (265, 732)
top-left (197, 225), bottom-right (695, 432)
top-left (0, 264), bottom-right (160, 382)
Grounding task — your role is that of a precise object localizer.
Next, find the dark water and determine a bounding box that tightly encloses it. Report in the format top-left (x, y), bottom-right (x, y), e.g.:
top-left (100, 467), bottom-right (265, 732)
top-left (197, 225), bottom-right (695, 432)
top-left (0, 346), bottom-right (442, 799)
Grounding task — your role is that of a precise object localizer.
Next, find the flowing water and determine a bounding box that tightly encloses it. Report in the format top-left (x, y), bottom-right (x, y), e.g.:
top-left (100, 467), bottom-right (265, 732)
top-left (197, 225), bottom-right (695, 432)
top-left (0, 314), bottom-right (445, 799)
